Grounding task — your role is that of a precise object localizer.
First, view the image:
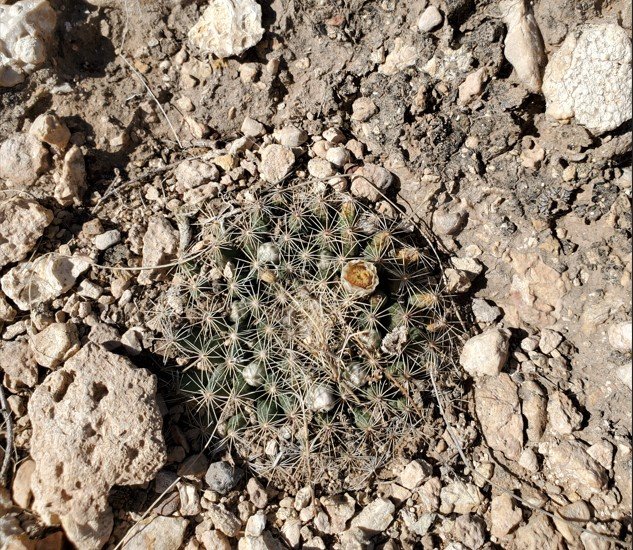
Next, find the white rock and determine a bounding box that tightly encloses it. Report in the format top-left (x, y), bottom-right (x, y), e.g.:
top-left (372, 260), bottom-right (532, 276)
top-left (0, 0), bottom-right (57, 88)
top-left (29, 343), bottom-right (167, 549)
top-left (94, 229), bottom-right (121, 251)
top-left (259, 144), bottom-right (295, 184)
top-left (54, 145), bottom-right (86, 206)
top-left (188, 0), bottom-right (264, 59)
top-left (490, 494), bottom-right (522, 538)
top-left (350, 163), bottom-right (393, 201)
top-left (380, 37), bottom-right (418, 76)
top-left (125, 516), bottom-right (189, 550)
top-left (458, 67), bottom-right (487, 105)
top-left (241, 116), bottom-right (266, 137)
top-left (616, 364), bottom-right (632, 390)
top-left (325, 146), bottom-right (350, 168)
top-left (237, 532), bottom-right (281, 550)
top-left (475, 373), bottom-right (524, 461)
top-left (200, 530), bottom-right (231, 550)
top-left (459, 328), bottom-right (511, 377)
top-left (351, 97), bottom-right (378, 122)
top-left (175, 159), bottom-right (219, 190)
top-left (1, 253), bottom-right (90, 310)
top-left (608, 321), bottom-right (632, 353)
top-left (418, 6), bottom-right (443, 32)
top-left (0, 339), bottom-right (38, 391)
top-left (539, 439), bottom-right (608, 497)
top-left (471, 298), bottom-right (501, 324)
top-left (439, 481), bottom-right (483, 515)
top-left (12, 458), bottom-right (36, 509)
top-left (500, 0), bottom-right (546, 92)
top-left (0, 290), bottom-right (17, 322)
top-left (245, 511), bottom-right (266, 536)
top-left (538, 328), bottom-right (563, 355)
top-left (30, 322), bottom-right (80, 368)
top-left (307, 158), bottom-right (335, 179)
top-left (29, 112), bottom-right (71, 150)
top-left (273, 125), bottom-right (308, 147)
top-left (542, 24), bottom-right (632, 133)
top-left (0, 197), bottom-right (52, 268)
top-left (399, 459), bottom-right (432, 490)
top-left (137, 216), bottom-right (179, 285)
top-left (0, 133), bottom-right (49, 186)
top-left (546, 391), bottom-right (582, 435)
top-left (350, 497), bottom-right (395, 535)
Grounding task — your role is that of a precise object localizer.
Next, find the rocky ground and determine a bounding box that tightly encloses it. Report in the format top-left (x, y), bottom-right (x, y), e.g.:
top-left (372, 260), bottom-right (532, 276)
top-left (0, 0), bottom-right (631, 549)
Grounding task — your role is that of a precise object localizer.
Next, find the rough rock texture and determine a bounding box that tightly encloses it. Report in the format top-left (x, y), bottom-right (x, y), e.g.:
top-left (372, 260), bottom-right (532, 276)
top-left (539, 439), bottom-right (608, 497)
top-left (28, 344), bottom-right (167, 549)
top-left (30, 322), bottom-right (80, 368)
top-left (500, 0), bottom-right (546, 92)
top-left (259, 144), bottom-right (295, 184)
top-left (0, 197), bottom-right (53, 268)
top-left (0, 133), bottom-right (49, 186)
top-left (542, 24), bottom-right (632, 134)
top-left (350, 497), bottom-right (395, 535)
top-left (513, 513), bottom-right (565, 550)
top-left (475, 373), bottom-right (524, 461)
top-left (0, 0), bottom-right (57, 88)
top-left (0, 339), bottom-right (38, 391)
top-left (29, 112), bottom-right (71, 150)
top-left (490, 493), bottom-right (522, 538)
top-left (188, 0), bottom-right (264, 59)
top-left (350, 163), bottom-right (393, 201)
top-left (54, 145), bottom-right (87, 206)
top-left (460, 328), bottom-right (511, 377)
top-left (124, 516), bottom-right (189, 550)
top-left (137, 216), bottom-right (179, 285)
top-left (1, 253), bottom-right (90, 310)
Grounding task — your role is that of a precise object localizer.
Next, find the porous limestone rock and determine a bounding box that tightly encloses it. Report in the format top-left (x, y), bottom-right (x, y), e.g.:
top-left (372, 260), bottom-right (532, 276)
top-left (0, 0), bottom-right (57, 88)
top-left (0, 133), bottom-right (49, 186)
top-left (259, 144), bottom-right (295, 184)
top-left (1, 253), bottom-right (90, 310)
top-left (0, 197), bottom-right (53, 268)
top-left (28, 343), bottom-right (167, 549)
top-left (188, 0), bottom-right (264, 59)
top-left (542, 24), bottom-right (632, 134)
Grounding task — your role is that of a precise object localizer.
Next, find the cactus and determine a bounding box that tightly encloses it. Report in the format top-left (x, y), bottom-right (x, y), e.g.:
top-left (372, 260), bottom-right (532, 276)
top-left (155, 182), bottom-right (460, 488)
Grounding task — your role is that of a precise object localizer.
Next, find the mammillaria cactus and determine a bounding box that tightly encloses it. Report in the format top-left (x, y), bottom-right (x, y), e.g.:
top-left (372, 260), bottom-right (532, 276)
top-left (154, 181), bottom-right (460, 488)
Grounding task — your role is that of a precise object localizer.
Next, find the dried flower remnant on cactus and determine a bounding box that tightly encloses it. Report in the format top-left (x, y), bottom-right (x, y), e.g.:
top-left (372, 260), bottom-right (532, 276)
top-left (154, 183), bottom-right (460, 488)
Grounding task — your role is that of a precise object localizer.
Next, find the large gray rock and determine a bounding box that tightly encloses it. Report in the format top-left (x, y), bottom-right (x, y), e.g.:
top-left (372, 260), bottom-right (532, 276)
top-left (28, 344), bottom-right (167, 549)
top-left (188, 0), bottom-right (264, 59)
top-left (542, 24), bottom-right (632, 134)
top-left (0, 197), bottom-right (52, 268)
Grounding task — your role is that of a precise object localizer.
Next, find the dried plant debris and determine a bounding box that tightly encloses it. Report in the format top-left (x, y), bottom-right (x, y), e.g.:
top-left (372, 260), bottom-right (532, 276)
top-left (153, 183), bottom-right (461, 489)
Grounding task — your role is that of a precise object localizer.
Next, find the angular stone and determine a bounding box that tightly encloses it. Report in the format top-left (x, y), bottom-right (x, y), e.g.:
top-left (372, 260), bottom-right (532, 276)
top-left (137, 216), bottom-right (179, 285)
top-left (259, 144), bottom-right (295, 184)
top-left (460, 328), bottom-right (511, 377)
top-left (490, 493), bottom-right (522, 538)
top-left (1, 253), bottom-right (90, 310)
top-left (54, 145), bottom-right (86, 206)
top-left (0, 197), bottom-right (53, 268)
top-left (124, 516), bottom-right (189, 550)
top-left (350, 497), bottom-right (395, 536)
top-left (0, 133), bottom-right (49, 186)
top-left (30, 322), bottom-right (80, 369)
top-left (188, 0), bottom-right (264, 59)
top-left (0, 339), bottom-right (38, 391)
top-left (28, 343), bottom-right (166, 549)
top-left (475, 373), bottom-right (524, 461)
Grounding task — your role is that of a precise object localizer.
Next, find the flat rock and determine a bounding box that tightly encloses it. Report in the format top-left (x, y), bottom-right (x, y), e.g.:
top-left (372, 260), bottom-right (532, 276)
top-left (0, 197), bottom-right (53, 268)
top-left (124, 516), bottom-right (189, 550)
top-left (28, 343), bottom-right (167, 549)
top-left (460, 328), bottom-right (511, 377)
top-left (542, 24), bottom-right (632, 133)
top-left (188, 0), bottom-right (264, 59)
top-left (1, 253), bottom-right (90, 310)
top-left (475, 373), bottom-right (524, 461)
top-left (0, 133), bottom-right (49, 186)
top-left (350, 497), bottom-right (395, 536)
top-left (138, 216), bottom-right (179, 285)
top-left (30, 322), bottom-right (80, 369)
top-left (539, 439), bottom-right (608, 497)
